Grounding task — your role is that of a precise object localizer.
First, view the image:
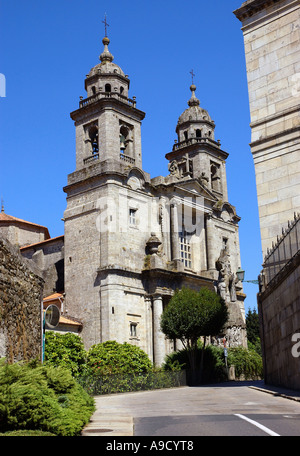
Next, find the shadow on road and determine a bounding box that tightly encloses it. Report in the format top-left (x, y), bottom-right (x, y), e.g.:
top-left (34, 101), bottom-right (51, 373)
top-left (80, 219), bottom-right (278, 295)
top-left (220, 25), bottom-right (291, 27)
top-left (193, 379), bottom-right (300, 401)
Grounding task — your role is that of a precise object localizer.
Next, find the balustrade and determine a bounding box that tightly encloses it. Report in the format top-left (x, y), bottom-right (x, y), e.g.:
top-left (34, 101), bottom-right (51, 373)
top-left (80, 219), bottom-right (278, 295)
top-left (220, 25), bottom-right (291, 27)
top-left (172, 136), bottom-right (220, 151)
top-left (79, 92), bottom-right (136, 108)
top-left (119, 153), bottom-right (135, 164)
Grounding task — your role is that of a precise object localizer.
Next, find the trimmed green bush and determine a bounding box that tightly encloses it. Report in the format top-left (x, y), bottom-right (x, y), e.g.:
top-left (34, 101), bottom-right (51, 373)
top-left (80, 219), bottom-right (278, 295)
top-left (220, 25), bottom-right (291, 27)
top-left (44, 332), bottom-right (87, 377)
top-left (86, 340), bottom-right (153, 375)
top-left (0, 361), bottom-right (95, 436)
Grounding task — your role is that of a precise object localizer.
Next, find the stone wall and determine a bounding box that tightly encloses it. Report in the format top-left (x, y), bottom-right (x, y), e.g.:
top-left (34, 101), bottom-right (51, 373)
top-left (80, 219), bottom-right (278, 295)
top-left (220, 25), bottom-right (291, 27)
top-left (20, 235), bottom-right (64, 298)
top-left (234, 0), bottom-right (300, 256)
top-left (0, 237), bottom-right (44, 362)
top-left (258, 250), bottom-right (300, 390)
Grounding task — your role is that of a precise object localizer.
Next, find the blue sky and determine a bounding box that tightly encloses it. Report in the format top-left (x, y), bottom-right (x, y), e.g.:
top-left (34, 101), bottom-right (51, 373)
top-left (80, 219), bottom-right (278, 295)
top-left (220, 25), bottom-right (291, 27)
top-left (0, 0), bottom-right (262, 312)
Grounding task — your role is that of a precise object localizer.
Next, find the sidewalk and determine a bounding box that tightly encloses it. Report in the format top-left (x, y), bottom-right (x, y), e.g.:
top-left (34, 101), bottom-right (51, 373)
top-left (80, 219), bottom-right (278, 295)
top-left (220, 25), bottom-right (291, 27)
top-left (249, 379), bottom-right (300, 402)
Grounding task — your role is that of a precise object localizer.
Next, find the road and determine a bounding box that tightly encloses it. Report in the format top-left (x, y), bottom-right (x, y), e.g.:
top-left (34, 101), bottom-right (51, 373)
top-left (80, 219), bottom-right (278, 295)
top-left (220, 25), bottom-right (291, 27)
top-left (83, 381), bottom-right (300, 437)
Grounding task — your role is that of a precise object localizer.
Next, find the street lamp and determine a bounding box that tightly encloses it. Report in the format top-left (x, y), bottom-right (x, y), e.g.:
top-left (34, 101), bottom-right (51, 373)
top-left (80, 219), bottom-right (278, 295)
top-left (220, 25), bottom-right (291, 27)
top-left (236, 267), bottom-right (259, 285)
top-left (236, 267), bottom-right (245, 282)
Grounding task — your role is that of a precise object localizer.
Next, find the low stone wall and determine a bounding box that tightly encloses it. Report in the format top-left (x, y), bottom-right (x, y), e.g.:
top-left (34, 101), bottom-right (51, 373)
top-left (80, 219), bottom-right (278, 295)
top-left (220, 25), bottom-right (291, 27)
top-left (0, 237), bottom-right (44, 362)
top-left (258, 250), bottom-right (300, 390)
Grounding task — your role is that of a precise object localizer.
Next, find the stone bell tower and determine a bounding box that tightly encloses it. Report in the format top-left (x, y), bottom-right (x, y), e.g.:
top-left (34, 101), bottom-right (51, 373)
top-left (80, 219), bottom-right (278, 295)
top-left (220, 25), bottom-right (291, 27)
top-left (63, 32), bottom-right (147, 349)
top-left (166, 84), bottom-right (229, 202)
top-left (70, 35), bottom-right (145, 170)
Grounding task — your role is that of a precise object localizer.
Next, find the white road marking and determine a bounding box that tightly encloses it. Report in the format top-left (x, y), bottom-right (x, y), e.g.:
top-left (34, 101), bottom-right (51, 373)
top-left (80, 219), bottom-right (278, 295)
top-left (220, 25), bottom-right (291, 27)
top-left (234, 414), bottom-right (280, 436)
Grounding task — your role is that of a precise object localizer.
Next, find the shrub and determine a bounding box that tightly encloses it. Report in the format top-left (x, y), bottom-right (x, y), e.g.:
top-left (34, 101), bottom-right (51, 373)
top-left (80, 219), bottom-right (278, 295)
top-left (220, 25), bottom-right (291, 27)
top-left (86, 340), bottom-right (152, 375)
top-left (228, 346), bottom-right (263, 379)
top-left (163, 343), bottom-right (263, 383)
top-left (163, 344), bottom-right (227, 383)
top-left (0, 361), bottom-right (95, 436)
top-left (44, 332), bottom-right (87, 377)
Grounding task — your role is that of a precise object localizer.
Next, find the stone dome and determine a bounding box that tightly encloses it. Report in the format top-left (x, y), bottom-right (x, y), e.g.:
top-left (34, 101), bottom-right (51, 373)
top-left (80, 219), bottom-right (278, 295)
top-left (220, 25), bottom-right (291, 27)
top-left (87, 61), bottom-right (126, 78)
top-left (87, 36), bottom-right (126, 78)
top-left (177, 85), bottom-right (212, 125)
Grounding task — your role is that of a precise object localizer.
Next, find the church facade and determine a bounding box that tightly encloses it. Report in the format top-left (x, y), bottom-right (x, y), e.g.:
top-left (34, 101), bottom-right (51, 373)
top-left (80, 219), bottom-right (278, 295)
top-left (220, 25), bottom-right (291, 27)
top-left (62, 33), bottom-right (247, 364)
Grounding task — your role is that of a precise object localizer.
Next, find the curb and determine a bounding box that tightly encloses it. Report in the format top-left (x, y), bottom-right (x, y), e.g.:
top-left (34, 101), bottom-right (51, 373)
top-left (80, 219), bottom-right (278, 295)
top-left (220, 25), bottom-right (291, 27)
top-left (82, 415), bottom-right (133, 436)
top-left (249, 385), bottom-right (300, 402)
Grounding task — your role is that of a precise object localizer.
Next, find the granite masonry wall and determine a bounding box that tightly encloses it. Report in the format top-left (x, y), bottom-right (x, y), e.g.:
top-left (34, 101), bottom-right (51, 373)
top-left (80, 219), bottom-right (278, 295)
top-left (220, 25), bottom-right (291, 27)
top-left (0, 237), bottom-right (44, 362)
top-left (258, 251), bottom-right (300, 390)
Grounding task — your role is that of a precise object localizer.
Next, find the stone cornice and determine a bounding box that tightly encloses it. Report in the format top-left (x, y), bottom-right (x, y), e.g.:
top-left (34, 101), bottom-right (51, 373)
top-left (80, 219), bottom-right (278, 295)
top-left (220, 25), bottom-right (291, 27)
top-left (166, 139), bottom-right (228, 161)
top-left (250, 104), bottom-right (300, 129)
top-left (250, 125), bottom-right (300, 149)
top-left (234, 0), bottom-right (282, 21)
top-left (70, 95), bottom-right (145, 122)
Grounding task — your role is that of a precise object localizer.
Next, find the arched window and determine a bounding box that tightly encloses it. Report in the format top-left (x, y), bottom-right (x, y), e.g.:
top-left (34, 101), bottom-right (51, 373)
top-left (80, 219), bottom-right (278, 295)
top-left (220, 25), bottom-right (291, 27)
top-left (120, 125), bottom-right (129, 153)
top-left (196, 129), bottom-right (202, 138)
top-left (89, 126), bottom-right (99, 154)
top-left (211, 162), bottom-right (220, 192)
top-left (92, 86), bottom-right (96, 95)
top-left (105, 83), bottom-right (111, 93)
top-left (120, 86), bottom-right (124, 95)
top-left (184, 131), bottom-right (188, 141)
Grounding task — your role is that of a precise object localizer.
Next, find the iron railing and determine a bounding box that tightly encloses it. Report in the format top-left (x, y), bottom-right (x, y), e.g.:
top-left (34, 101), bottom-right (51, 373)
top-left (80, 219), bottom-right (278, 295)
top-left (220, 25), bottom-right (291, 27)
top-left (262, 212), bottom-right (300, 285)
top-left (77, 370), bottom-right (186, 396)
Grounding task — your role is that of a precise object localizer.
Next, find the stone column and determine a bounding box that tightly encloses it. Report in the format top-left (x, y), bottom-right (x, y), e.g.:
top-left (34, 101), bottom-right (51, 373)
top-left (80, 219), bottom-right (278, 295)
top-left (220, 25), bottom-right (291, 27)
top-left (152, 295), bottom-right (165, 366)
top-left (206, 214), bottom-right (216, 272)
top-left (170, 202), bottom-right (180, 261)
top-left (144, 296), bottom-right (153, 363)
top-left (159, 197), bottom-right (170, 259)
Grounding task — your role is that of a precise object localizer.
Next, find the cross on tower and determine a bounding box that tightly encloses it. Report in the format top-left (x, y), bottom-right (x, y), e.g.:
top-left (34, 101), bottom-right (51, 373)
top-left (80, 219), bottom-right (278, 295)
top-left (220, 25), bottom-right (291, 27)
top-left (102, 14), bottom-right (109, 37)
top-left (190, 69), bottom-right (195, 84)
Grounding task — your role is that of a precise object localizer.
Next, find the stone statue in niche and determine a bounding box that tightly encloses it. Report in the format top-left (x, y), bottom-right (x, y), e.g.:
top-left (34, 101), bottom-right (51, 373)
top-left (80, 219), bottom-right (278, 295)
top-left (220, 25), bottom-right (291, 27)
top-left (168, 160), bottom-right (180, 178)
top-left (168, 156), bottom-right (193, 180)
top-left (199, 172), bottom-right (209, 187)
top-left (216, 248), bottom-right (238, 303)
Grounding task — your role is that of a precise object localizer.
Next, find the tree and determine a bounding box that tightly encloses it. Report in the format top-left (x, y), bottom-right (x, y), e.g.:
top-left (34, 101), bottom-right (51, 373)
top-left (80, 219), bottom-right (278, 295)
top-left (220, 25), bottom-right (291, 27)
top-left (246, 308), bottom-right (261, 355)
top-left (160, 287), bottom-right (228, 383)
top-left (245, 308), bottom-right (260, 343)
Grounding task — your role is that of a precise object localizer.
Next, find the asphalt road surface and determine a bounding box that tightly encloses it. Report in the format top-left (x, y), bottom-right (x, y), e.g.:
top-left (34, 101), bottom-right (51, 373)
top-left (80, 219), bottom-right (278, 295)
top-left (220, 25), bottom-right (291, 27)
top-left (90, 381), bottom-right (300, 437)
top-left (134, 412), bottom-right (300, 436)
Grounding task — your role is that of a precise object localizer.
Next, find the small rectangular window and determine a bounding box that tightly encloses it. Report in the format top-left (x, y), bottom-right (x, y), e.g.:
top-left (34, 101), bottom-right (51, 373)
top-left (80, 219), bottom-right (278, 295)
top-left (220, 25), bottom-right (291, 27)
top-left (130, 322), bottom-right (137, 337)
top-left (129, 208), bottom-right (136, 225)
top-left (222, 237), bottom-right (228, 250)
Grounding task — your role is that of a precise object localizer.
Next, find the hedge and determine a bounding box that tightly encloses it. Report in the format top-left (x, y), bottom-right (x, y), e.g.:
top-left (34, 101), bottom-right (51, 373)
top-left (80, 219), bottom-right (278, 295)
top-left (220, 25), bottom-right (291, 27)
top-left (77, 369), bottom-right (186, 395)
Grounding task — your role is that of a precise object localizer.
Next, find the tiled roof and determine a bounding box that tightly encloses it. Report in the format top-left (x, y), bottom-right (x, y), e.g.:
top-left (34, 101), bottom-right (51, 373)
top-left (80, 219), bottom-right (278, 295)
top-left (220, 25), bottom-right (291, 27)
top-left (43, 292), bottom-right (64, 302)
top-left (43, 293), bottom-right (82, 328)
top-left (0, 211), bottom-right (50, 238)
top-left (20, 235), bottom-right (64, 251)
